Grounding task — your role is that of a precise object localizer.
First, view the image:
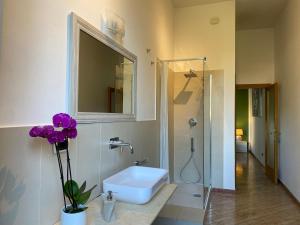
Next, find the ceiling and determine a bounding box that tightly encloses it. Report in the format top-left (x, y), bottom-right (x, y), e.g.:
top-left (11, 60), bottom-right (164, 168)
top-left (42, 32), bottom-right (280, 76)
top-left (236, 0), bottom-right (288, 30)
top-left (173, 0), bottom-right (288, 30)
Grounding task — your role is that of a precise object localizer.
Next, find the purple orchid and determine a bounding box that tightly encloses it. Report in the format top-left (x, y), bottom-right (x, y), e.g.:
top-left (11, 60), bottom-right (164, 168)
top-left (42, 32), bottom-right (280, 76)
top-left (47, 131), bottom-right (66, 144)
top-left (29, 113), bottom-right (77, 144)
top-left (29, 126), bottom-right (44, 137)
top-left (53, 113), bottom-right (72, 128)
top-left (41, 125), bottom-right (55, 138)
top-left (28, 113), bottom-right (94, 214)
top-left (69, 118), bottom-right (77, 129)
top-left (62, 128), bottom-right (77, 139)
top-left (67, 128), bottom-right (77, 139)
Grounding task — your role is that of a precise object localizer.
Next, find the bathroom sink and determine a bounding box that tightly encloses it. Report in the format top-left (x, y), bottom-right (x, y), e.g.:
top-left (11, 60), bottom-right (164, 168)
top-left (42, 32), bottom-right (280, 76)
top-left (103, 166), bottom-right (168, 204)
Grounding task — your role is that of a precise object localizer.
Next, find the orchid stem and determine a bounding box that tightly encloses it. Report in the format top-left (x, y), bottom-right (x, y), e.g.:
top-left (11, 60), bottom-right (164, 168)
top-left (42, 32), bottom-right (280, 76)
top-left (56, 144), bottom-right (66, 211)
top-left (66, 140), bottom-right (77, 209)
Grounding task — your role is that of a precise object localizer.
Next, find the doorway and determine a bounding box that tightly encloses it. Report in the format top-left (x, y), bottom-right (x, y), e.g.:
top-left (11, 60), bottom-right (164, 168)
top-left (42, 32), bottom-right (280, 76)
top-left (235, 83), bottom-right (279, 184)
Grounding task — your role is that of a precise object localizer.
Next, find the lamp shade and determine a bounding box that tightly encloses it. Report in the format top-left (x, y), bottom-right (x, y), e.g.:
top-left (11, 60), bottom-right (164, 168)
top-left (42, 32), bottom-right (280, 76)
top-left (236, 129), bottom-right (244, 136)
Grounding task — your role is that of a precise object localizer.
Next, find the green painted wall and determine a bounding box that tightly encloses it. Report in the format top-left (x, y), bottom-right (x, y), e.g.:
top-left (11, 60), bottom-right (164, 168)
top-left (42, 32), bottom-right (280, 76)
top-left (236, 89), bottom-right (249, 141)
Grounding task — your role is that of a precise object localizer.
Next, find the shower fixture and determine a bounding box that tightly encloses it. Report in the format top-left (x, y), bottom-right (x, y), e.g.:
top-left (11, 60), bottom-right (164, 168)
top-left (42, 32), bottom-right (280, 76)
top-left (180, 137), bottom-right (201, 184)
top-left (184, 69), bottom-right (197, 79)
top-left (189, 118), bottom-right (198, 128)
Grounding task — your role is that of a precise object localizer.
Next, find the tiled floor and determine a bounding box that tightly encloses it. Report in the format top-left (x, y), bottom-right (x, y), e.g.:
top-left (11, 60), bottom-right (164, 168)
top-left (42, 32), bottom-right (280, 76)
top-left (154, 204), bottom-right (204, 225)
top-left (167, 183), bottom-right (204, 209)
top-left (153, 217), bottom-right (201, 225)
top-left (204, 152), bottom-right (300, 225)
top-left (152, 181), bottom-right (205, 224)
top-left (152, 173), bottom-right (207, 224)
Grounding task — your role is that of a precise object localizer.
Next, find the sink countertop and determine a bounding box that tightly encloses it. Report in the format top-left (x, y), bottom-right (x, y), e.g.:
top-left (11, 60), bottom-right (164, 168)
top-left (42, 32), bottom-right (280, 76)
top-left (54, 183), bottom-right (177, 225)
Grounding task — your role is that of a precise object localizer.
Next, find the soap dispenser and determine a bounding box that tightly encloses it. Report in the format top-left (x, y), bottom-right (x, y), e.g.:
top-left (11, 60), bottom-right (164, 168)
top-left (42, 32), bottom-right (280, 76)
top-left (101, 191), bottom-right (116, 222)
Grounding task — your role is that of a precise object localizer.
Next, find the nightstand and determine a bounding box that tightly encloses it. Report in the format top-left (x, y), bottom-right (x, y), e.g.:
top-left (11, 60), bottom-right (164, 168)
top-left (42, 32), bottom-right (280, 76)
top-left (236, 140), bottom-right (248, 152)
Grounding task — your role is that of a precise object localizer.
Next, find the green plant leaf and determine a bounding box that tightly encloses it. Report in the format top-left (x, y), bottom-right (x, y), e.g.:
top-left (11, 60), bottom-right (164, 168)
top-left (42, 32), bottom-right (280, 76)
top-left (79, 181), bottom-right (87, 193)
top-left (76, 185), bottom-right (97, 205)
top-left (64, 180), bottom-right (80, 198)
top-left (76, 191), bottom-right (91, 205)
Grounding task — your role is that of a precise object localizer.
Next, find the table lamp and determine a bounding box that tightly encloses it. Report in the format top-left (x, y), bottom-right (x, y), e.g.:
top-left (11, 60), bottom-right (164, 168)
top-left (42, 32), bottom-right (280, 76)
top-left (236, 128), bottom-right (244, 141)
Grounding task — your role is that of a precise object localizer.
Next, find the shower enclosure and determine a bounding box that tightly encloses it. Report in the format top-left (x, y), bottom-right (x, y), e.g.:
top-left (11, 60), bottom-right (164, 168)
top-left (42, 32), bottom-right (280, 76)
top-left (159, 57), bottom-right (212, 219)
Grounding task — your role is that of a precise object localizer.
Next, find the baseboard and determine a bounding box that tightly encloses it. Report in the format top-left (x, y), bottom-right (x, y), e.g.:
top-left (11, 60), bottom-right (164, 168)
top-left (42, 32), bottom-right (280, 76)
top-left (211, 188), bottom-right (236, 194)
top-left (248, 150), bottom-right (265, 168)
top-left (278, 179), bottom-right (300, 206)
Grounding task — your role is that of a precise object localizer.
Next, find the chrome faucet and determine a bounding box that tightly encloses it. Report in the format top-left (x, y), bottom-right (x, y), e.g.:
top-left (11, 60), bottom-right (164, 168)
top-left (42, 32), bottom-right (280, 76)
top-left (133, 159), bottom-right (148, 166)
top-left (109, 137), bottom-right (134, 154)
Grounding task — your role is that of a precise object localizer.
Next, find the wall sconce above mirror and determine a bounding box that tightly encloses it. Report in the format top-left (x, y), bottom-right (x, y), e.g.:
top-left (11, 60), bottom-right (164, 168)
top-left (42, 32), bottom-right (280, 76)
top-left (69, 13), bottom-right (137, 123)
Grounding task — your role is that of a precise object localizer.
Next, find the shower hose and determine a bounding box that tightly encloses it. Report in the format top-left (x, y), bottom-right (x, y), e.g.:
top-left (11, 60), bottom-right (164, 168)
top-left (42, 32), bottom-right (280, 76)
top-left (179, 137), bottom-right (202, 184)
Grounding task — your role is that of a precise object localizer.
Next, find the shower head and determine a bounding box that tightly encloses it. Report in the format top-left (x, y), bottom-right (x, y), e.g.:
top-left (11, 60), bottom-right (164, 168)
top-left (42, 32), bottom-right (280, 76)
top-left (184, 69), bottom-right (197, 79)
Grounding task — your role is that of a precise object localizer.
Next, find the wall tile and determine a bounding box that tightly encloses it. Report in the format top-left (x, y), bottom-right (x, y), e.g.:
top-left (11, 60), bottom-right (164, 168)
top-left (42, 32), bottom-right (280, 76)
top-left (0, 127), bottom-right (41, 225)
top-left (76, 124), bottom-right (101, 199)
top-left (99, 122), bottom-right (136, 186)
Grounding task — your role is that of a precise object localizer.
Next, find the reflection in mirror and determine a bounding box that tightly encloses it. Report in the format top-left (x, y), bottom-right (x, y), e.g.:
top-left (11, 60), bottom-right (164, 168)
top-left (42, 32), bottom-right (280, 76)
top-left (78, 30), bottom-right (133, 114)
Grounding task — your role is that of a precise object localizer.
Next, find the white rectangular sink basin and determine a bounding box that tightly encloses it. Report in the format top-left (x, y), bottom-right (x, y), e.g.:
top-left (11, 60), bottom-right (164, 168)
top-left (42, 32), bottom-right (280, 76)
top-left (103, 166), bottom-right (168, 204)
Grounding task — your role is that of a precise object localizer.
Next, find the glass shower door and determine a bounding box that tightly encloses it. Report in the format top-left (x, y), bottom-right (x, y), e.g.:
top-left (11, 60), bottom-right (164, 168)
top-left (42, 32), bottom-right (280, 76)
top-left (158, 58), bottom-right (212, 215)
top-left (203, 72), bottom-right (212, 208)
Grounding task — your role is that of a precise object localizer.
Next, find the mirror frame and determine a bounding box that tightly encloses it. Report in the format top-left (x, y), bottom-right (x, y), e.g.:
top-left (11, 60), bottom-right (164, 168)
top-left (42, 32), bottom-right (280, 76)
top-left (68, 13), bottom-right (137, 122)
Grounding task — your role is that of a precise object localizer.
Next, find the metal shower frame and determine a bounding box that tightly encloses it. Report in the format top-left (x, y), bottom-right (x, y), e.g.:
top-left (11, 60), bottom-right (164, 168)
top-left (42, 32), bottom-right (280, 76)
top-left (158, 56), bottom-right (212, 210)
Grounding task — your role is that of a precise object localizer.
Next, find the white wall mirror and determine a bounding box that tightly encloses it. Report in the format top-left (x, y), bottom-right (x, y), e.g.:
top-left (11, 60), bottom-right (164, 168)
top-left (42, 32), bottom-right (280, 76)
top-left (69, 13), bottom-right (137, 122)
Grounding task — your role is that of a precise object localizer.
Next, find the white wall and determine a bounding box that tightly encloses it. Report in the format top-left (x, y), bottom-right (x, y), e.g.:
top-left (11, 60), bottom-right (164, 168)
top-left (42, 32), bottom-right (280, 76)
top-left (174, 1), bottom-right (236, 189)
top-left (274, 0), bottom-right (300, 201)
top-left (0, 0), bottom-right (174, 126)
top-left (0, 0), bottom-right (174, 224)
top-left (236, 28), bottom-right (275, 84)
top-left (248, 89), bottom-right (266, 165)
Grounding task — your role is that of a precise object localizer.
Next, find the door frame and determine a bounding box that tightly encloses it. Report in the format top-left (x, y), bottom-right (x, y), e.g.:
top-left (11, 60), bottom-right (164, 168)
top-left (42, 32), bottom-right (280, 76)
top-left (236, 83), bottom-right (273, 89)
top-left (265, 83), bottom-right (279, 183)
top-left (235, 83), bottom-right (279, 184)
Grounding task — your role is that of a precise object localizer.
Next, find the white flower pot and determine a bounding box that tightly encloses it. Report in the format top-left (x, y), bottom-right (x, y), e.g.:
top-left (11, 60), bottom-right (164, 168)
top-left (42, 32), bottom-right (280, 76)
top-left (61, 206), bottom-right (87, 225)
